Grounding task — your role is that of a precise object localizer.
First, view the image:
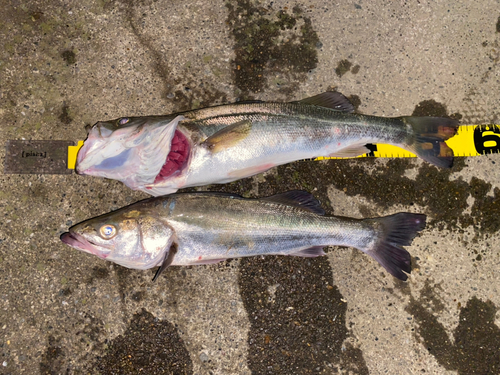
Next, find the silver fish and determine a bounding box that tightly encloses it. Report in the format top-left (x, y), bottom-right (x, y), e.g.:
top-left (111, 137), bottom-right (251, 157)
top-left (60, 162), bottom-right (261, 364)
top-left (75, 92), bottom-right (459, 196)
top-left (60, 191), bottom-right (426, 281)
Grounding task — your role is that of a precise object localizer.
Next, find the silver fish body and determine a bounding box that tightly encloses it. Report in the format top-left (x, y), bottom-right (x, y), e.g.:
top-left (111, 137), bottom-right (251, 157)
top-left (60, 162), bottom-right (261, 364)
top-left (76, 92), bottom-right (459, 196)
top-left (61, 191), bottom-right (426, 281)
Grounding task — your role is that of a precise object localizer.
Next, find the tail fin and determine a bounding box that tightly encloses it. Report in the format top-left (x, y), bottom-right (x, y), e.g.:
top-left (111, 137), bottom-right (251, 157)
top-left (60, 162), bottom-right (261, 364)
top-left (364, 213), bottom-right (426, 281)
top-left (400, 116), bottom-right (459, 168)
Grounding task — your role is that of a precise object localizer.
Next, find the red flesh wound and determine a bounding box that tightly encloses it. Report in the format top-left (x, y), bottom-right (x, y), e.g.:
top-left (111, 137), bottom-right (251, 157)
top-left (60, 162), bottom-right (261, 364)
top-left (154, 130), bottom-right (190, 184)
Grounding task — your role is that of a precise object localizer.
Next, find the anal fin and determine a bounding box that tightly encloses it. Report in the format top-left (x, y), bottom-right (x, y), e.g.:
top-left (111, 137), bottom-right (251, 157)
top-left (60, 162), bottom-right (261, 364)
top-left (290, 246), bottom-right (326, 257)
top-left (328, 144), bottom-right (371, 158)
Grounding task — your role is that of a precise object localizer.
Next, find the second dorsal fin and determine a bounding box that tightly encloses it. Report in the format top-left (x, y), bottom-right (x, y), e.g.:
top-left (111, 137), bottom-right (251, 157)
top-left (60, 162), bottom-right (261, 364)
top-left (261, 190), bottom-right (325, 215)
top-left (295, 92), bottom-right (355, 113)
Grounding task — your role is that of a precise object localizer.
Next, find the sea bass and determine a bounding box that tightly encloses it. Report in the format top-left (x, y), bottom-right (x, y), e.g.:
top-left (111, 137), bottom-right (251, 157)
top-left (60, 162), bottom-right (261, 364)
top-left (60, 191), bottom-right (426, 281)
top-left (75, 92), bottom-right (459, 196)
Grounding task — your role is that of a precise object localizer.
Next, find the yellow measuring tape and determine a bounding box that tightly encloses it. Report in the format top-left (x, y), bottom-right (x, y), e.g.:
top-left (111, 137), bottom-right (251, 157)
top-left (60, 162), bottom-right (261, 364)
top-left (68, 140), bottom-right (84, 169)
top-left (67, 125), bottom-right (500, 169)
top-left (319, 124), bottom-right (500, 160)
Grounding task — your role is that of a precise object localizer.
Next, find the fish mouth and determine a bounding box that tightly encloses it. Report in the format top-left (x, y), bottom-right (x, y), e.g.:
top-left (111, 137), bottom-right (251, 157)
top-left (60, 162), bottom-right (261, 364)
top-left (152, 129), bottom-right (190, 184)
top-left (60, 232), bottom-right (109, 259)
top-left (75, 140), bottom-right (92, 174)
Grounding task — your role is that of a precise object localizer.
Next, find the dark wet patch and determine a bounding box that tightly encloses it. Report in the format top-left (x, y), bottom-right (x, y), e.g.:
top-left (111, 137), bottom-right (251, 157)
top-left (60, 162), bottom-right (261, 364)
top-left (412, 99), bottom-right (462, 121)
top-left (226, 0), bottom-right (320, 98)
top-left (93, 309), bottom-right (193, 374)
top-left (406, 284), bottom-right (500, 374)
top-left (412, 99), bottom-right (448, 117)
top-left (335, 59), bottom-right (352, 77)
top-left (414, 279), bottom-right (445, 313)
top-left (61, 49), bottom-right (76, 65)
top-left (461, 177), bottom-right (500, 235)
top-left (239, 256), bottom-right (364, 374)
top-left (171, 82), bottom-right (228, 112)
top-left (347, 94), bottom-right (361, 111)
top-left (496, 16), bottom-right (500, 33)
top-left (339, 343), bottom-right (369, 375)
top-left (86, 266), bottom-right (110, 284)
top-left (351, 64), bottom-right (360, 74)
top-left (131, 290), bottom-right (146, 302)
top-left (59, 102), bottom-right (72, 125)
top-left (76, 313), bottom-right (105, 345)
top-left (92, 266), bottom-right (109, 279)
top-left (39, 335), bottom-right (67, 375)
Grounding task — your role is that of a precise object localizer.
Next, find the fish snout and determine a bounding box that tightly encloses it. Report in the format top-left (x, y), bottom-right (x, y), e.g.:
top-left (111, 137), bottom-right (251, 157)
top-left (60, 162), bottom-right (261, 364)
top-left (61, 232), bottom-right (92, 254)
top-left (60, 232), bottom-right (109, 259)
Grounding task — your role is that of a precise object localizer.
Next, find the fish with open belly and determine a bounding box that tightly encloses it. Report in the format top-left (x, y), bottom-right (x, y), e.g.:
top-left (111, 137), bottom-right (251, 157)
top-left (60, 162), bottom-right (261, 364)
top-left (75, 92), bottom-right (458, 196)
top-left (60, 191), bottom-right (426, 281)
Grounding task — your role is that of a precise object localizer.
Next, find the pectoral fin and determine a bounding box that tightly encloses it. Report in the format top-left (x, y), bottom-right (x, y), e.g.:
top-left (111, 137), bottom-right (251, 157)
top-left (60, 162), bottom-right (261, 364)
top-left (152, 243), bottom-right (178, 282)
top-left (202, 120), bottom-right (252, 153)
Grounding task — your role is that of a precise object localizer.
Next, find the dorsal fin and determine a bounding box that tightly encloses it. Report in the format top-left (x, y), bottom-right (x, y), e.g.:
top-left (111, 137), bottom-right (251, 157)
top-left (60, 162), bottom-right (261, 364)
top-left (261, 190), bottom-right (325, 215)
top-left (295, 92), bottom-right (355, 112)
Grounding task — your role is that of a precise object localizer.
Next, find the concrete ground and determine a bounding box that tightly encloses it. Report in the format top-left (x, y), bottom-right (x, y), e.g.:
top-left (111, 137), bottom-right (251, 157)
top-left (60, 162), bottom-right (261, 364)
top-left (1, 0), bottom-right (500, 374)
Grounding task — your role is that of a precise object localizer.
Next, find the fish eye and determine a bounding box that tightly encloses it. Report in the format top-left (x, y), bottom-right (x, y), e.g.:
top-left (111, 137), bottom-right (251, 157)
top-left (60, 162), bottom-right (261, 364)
top-left (100, 224), bottom-right (117, 239)
top-left (118, 118), bottom-right (130, 126)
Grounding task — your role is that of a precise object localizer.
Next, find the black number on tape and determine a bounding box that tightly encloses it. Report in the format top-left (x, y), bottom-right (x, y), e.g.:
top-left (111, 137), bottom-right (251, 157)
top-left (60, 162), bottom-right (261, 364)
top-left (366, 144), bottom-right (377, 157)
top-left (473, 125), bottom-right (500, 154)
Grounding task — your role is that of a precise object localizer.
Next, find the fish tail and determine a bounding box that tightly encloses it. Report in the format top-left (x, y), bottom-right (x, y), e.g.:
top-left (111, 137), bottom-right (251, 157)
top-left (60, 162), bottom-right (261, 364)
top-left (364, 213), bottom-right (426, 281)
top-left (400, 116), bottom-right (459, 168)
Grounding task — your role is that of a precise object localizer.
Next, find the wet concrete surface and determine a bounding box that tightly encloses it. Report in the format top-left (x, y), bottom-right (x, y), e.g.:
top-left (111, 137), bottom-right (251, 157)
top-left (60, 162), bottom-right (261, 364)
top-left (1, 0), bottom-right (500, 374)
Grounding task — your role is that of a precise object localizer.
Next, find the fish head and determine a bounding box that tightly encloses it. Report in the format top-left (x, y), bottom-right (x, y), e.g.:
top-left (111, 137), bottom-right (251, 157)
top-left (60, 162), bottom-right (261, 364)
top-left (61, 205), bottom-right (176, 270)
top-left (76, 115), bottom-right (187, 191)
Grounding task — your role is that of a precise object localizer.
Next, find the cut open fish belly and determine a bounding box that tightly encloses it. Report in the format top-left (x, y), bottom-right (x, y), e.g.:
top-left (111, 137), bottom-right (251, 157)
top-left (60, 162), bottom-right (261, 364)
top-left (153, 130), bottom-right (191, 184)
top-left (75, 92), bottom-right (459, 196)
